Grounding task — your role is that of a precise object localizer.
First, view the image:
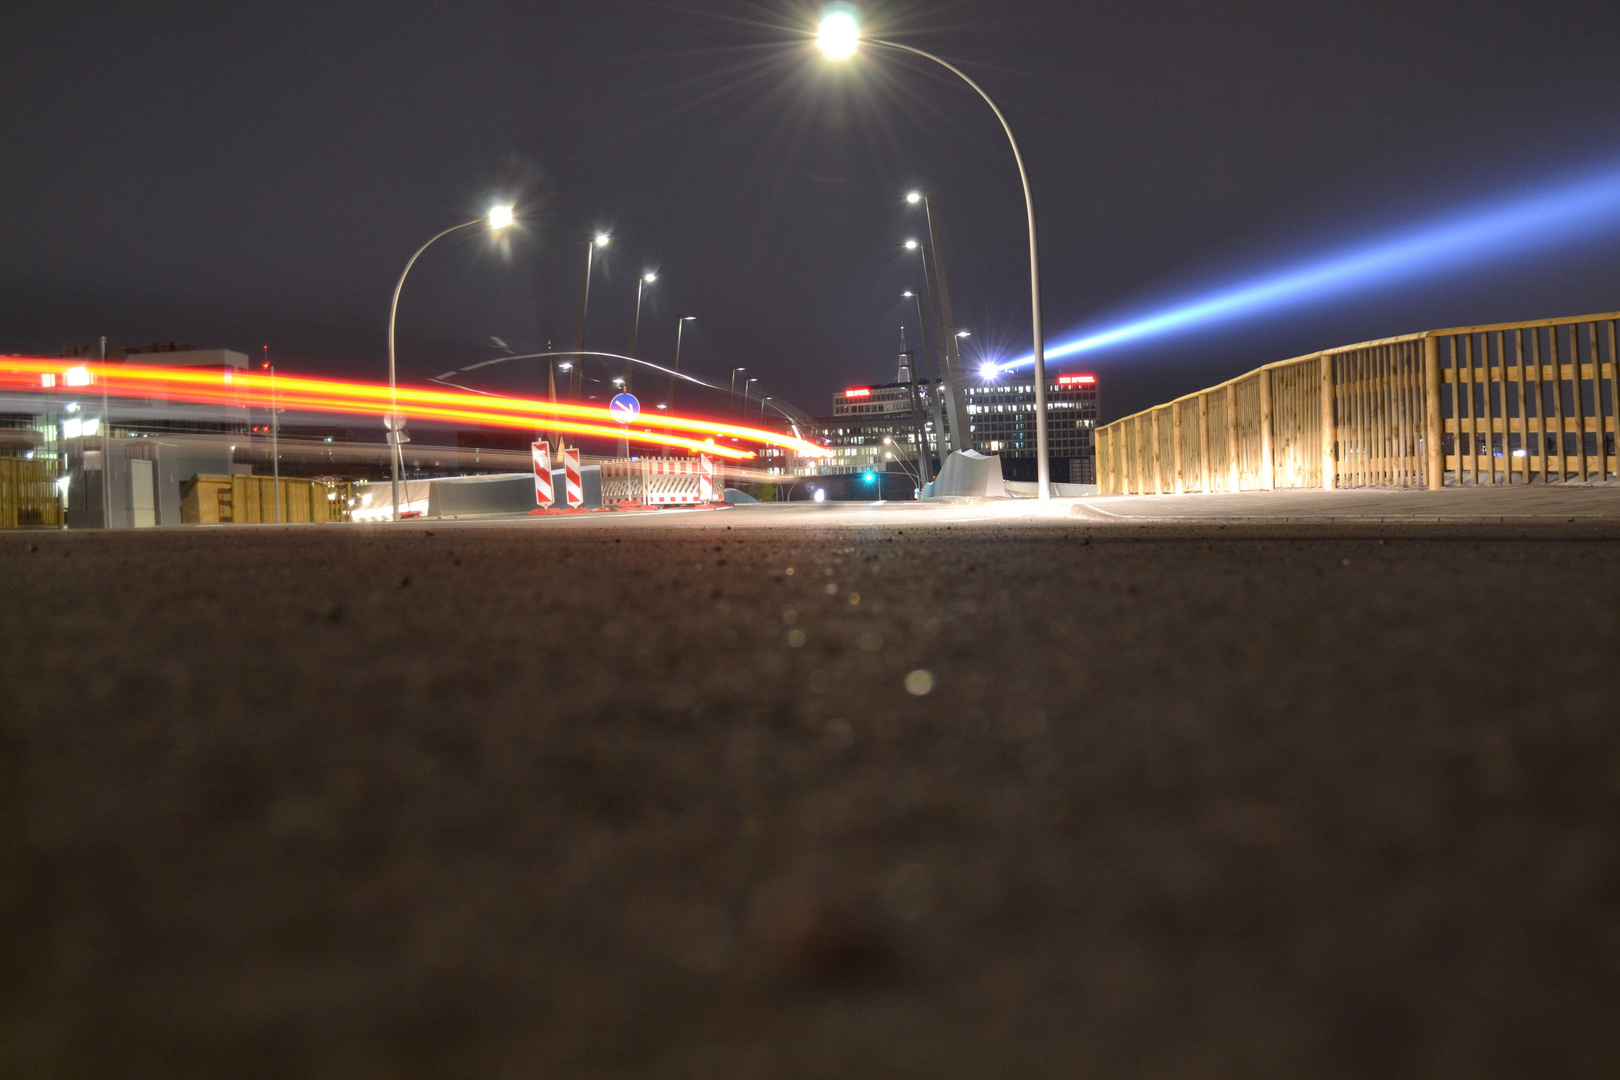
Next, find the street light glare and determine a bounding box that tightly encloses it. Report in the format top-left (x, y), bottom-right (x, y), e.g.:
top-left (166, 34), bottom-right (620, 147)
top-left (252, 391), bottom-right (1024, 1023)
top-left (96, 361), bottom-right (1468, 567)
top-left (594, 233), bottom-right (611, 247)
top-left (904, 238), bottom-right (919, 250)
top-left (906, 191), bottom-right (922, 204)
top-left (817, 9), bottom-right (860, 60)
top-left (980, 363), bottom-right (1000, 380)
top-left (902, 290), bottom-right (914, 297)
top-left (643, 271), bottom-right (657, 283)
top-left (488, 205), bottom-right (514, 231)
top-left (957, 330), bottom-right (972, 338)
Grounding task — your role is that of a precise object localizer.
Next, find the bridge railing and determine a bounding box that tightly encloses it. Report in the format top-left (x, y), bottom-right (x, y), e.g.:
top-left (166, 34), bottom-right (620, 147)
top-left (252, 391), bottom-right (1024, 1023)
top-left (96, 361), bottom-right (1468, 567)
top-left (1096, 311), bottom-right (1620, 493)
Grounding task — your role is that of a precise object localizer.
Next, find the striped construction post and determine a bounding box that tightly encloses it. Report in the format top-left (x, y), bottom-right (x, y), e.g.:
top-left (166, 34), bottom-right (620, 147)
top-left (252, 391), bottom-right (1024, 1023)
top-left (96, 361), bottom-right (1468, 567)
top-left (699, 453), bottom-right (714, 503)
top-left (562, 447), bottom-right (583, 508)
top-left (532, 439), bottom-right (553, 508)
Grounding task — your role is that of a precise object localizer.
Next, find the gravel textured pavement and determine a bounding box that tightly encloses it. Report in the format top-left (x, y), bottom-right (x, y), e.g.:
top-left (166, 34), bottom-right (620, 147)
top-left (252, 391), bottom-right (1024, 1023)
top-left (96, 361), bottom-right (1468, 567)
top-left (2, 505), bottom-right (1619, 1078)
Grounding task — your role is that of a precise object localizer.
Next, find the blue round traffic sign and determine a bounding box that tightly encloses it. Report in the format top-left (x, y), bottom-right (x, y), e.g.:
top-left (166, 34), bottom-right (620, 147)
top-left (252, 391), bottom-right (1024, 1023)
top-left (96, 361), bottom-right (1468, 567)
top-left (609, 392), bottom-right (640, 423)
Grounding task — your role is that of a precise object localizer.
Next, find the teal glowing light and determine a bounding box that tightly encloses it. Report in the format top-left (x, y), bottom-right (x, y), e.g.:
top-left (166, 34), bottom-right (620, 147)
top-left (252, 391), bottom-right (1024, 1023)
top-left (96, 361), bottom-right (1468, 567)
top-left (992, 161), bottom-right (1620, 373)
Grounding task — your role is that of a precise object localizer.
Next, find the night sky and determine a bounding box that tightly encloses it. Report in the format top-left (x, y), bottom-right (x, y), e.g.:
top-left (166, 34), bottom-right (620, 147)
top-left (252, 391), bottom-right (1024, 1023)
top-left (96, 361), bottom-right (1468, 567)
top-left (5, 0), bottom-right (1620, 423)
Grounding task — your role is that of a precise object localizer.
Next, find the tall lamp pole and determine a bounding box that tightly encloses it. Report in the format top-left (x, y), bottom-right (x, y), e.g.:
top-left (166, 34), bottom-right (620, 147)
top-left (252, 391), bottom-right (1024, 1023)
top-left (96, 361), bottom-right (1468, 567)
top-left (625, 271), bottom-right (657, 390)
top-left (387, 204), bottom-right (514, 520)
top-left (818, 12), bottom-right (1051, 500)
top-left (903, 281), bottom-right (949, 472)
top-left (569, 233), bottom-right (612, 406)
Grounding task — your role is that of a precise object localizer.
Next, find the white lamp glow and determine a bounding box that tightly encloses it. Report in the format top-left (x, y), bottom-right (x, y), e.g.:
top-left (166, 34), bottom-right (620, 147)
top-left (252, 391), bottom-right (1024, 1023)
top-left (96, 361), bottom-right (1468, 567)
top-left (488, 205), bottom-right (514, 231)
top-left (817, 10), bottom-right (860, 60)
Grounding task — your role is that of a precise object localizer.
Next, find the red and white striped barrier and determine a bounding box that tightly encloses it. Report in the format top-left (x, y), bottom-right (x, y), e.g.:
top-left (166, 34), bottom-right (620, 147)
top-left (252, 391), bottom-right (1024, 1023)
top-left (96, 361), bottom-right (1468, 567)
top-left (532, 439), bottom-right (553, 508)
top-left (600, 456), bottom-right (728, 507)
top-left (562, 447), bottom-right (583, 508)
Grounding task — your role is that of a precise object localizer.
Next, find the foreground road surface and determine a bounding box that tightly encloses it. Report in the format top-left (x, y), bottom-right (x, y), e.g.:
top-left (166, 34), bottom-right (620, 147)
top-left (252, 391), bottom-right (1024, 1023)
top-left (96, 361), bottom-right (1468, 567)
top-left (3, 505), bottom-right (1618, 1077)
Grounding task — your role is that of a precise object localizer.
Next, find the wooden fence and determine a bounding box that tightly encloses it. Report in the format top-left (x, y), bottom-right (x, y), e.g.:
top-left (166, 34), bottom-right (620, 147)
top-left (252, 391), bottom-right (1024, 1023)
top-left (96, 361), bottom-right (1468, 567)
top-left (181, 475), bottom-right (352, 524)
top-left (1096, 311), bottom-right (1620, 493)
top-left (0, 457), bottom-right (63, 528)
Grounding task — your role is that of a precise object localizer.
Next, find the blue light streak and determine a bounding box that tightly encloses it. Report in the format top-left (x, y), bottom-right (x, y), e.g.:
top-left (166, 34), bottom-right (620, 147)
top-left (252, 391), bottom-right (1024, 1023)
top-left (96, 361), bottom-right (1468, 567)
top-left (994, 162), bottom-right (1620, 372)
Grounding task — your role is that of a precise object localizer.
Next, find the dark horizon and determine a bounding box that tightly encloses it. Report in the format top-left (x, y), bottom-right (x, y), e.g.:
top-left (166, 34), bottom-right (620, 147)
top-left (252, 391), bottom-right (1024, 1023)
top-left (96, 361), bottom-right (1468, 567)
top-left (5, 0), bottom-right (1620, 423)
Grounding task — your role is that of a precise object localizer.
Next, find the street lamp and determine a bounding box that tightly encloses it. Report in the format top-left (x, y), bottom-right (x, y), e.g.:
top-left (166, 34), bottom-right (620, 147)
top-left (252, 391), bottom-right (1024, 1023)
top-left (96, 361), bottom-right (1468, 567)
top-left (902, 287), bottom-right (945, 481)
top-left (743, 377), bottom-right (759, 420)
top-left (387, 203), bottom-right (514, 520)
top-left (730, 366), bottom-right (746, 418)
top-left (667, 314), bottom-right (696, 410)
top-left (567, 231), bottom-right (612, 406)
top-left (625, 270), bottom-right (657, 389)
top-left (818, 10), bottom-right (1052, 499)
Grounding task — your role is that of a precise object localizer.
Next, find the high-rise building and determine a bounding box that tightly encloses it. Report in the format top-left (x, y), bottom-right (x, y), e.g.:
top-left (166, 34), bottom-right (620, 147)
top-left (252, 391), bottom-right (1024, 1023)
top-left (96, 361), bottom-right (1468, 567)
top-left (812, 373), bottom-right (1101, 486)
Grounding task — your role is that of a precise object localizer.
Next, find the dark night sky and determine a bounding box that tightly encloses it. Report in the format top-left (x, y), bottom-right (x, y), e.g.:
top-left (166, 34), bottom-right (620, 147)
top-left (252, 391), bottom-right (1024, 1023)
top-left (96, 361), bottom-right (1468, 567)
top-left (4, 0), bottom-right (1620, 422)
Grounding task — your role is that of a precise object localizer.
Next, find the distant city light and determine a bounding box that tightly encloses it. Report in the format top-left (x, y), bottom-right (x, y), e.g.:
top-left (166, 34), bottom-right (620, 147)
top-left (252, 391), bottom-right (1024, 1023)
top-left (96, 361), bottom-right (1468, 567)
top-left (843, 387), bottom-right (871, 397)
top-left (980, 364), bottom-right (999, 380)
top-left (1057, 374), bottom-right (1096, 385)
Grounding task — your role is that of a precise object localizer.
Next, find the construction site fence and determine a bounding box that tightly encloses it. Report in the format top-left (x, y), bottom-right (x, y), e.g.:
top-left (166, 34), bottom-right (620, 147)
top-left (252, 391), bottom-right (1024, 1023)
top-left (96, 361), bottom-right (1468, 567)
top-left (0, 457), bottom-right (63, 528)
top-left (599, 457), bottom-right (719, 507)
top-left (182, 475), bottom-right (353, 524)
top-left (1096, 310), bottom-right (1620, 494)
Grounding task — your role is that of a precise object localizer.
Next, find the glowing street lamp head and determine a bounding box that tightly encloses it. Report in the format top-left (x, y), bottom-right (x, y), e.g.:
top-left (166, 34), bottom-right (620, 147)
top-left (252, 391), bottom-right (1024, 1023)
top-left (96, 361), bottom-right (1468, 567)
top-left (904, 238), bottom-right (919, 250)
top-left (488, 204), bottom-right (514, 231)
top-left (956, 330), bottom-right (972, 338)
top-left (643, 271), bottom-right (657, 283)
top-left (594, 233), bottom-right (611, 247)
top-left (902, 290), bottom-right (914, 297)
top-left (905, 191), bottom-right (922, 204)
top-left (817, 7), bottom-right (861, 60)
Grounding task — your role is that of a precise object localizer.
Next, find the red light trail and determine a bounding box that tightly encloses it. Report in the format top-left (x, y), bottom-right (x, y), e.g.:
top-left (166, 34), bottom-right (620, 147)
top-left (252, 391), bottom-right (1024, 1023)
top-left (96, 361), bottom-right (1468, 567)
top-left (0, 358), bottom-right (832, 462)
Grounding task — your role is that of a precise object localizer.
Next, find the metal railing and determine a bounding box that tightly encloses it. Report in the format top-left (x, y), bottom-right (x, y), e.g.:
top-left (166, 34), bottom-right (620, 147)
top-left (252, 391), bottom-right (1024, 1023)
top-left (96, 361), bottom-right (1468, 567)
top-left (0, 457), bottom-right (63, 528)
top-left (1096, 311), bottom-right (1620, 493)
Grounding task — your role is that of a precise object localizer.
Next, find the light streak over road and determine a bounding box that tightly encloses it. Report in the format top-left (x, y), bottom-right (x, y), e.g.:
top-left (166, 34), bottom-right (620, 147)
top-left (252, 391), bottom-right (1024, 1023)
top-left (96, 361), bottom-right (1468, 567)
top-left (0, 358), bottom-right (833, 461)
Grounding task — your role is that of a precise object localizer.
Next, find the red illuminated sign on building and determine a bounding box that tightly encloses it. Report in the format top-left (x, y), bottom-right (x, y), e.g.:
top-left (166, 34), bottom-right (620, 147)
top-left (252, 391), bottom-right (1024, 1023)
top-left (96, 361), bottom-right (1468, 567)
top-left (1056, 375), bottom-right (1096, 386)
top-left (843, 387), bottom-right (871, 397)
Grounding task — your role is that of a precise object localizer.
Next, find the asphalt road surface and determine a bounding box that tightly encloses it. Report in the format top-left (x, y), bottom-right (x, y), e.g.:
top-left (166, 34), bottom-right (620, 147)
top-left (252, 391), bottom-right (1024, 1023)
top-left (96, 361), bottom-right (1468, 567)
top-left (3, 497), bottom-right (1619, 1078)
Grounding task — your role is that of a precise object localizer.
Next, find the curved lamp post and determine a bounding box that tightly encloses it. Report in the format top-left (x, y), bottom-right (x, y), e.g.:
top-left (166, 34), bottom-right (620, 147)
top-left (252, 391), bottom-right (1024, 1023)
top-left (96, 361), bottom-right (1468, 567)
top-left (386, 204), bottom-right (514, 520)
top-left (818, 10), bottom-right (1051, 500)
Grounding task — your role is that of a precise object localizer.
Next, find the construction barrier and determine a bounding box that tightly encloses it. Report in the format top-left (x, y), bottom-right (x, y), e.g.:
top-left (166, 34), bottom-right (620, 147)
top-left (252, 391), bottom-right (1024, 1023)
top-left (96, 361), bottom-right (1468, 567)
top-left (562, 447), bottom-right (583, 508)
top-left (0, 456), bottom-right (63, 528)
top-left (532, 440), bottom-right (553, 508)
top-left (181, 475), bottom-right (352, 524)
top-left (600, 456), bottom-right (723, 507)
